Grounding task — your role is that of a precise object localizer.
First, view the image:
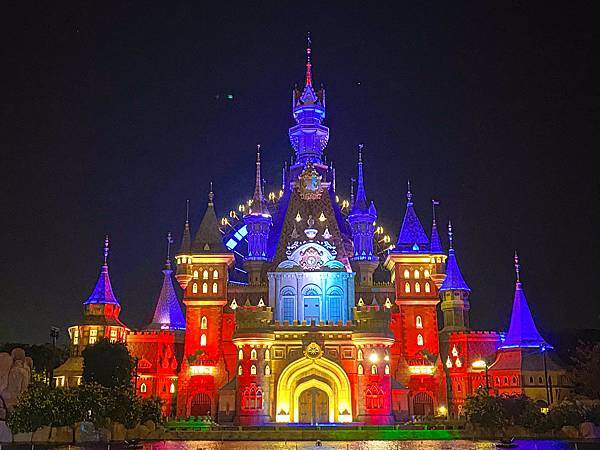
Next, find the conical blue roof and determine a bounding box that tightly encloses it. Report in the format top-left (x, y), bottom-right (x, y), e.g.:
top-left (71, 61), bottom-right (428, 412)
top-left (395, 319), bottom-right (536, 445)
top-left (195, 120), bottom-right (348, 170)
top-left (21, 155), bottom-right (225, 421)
top-left (350, 148), bottom-right (369, 215)
top-left (440, 249), bottom-right (470, 291)
top-left (148, 267), bottom-right (185, 330)
top-left (500, 280), bottom-right (551, 349)
top-left (395, 194), bottom-right (429, 252)
top-left (430, 221), bottom-right (443, 254)
top-left (84, 265), bottom-right (120, 305)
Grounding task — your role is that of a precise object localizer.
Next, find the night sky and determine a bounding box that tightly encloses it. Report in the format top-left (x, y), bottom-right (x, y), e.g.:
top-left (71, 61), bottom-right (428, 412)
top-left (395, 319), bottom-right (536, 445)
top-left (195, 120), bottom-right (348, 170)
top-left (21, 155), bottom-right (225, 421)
top-left (3, 3), bottom-right (598, 344)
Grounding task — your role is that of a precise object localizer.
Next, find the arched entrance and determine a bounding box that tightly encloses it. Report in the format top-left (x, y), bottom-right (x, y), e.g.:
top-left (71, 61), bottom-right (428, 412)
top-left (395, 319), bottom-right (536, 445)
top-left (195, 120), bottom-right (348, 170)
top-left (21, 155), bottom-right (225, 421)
top-left (190, 393), bottom-right (211, 416)
top-left (276, 350), bottom-right (352, 423)
top-left (299, 387), bottom-right (329, 424)
top-left (412, 392), bottom-right (433, 416)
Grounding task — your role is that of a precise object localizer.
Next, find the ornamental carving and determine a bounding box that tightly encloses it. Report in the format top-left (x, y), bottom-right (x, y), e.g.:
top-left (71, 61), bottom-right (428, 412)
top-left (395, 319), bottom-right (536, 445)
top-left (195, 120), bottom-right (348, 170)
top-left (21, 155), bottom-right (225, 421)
top-left (297, 164), bottom-right (323, 200)
top-left (305, 342), bottom-right (323, 359)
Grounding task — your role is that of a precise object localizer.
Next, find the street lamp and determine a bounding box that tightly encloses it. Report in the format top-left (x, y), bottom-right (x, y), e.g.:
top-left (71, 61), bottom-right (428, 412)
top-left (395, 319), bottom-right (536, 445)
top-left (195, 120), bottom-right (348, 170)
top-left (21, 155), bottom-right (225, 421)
top-left (471, 359), bottom-right (489, 392)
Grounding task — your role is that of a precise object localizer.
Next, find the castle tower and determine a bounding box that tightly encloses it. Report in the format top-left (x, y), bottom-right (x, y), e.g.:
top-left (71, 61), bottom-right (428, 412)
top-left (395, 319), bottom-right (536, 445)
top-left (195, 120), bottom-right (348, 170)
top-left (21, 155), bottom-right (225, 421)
top-left (348, 145), bottom-right (379, 286)
top-left (439, 222), bottom-right (471, 333)
top-left (244, 145), bottom-right (272, 285)
top-left (429, 200), bottom-right (447, 288)
top-left (384, 185), bottom-right (442, 416)
top-left (175, 188), bottom-right (235, 418)
top-left (288, 34), bottom-right (329, 166)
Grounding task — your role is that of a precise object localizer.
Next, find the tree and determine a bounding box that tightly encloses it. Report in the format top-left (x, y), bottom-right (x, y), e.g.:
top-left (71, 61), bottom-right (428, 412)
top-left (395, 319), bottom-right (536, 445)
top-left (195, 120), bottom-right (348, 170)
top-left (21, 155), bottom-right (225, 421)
top-left (571, 341), bottom-right (600, 400)
top-left (82, 339), bottom-right (134, 388)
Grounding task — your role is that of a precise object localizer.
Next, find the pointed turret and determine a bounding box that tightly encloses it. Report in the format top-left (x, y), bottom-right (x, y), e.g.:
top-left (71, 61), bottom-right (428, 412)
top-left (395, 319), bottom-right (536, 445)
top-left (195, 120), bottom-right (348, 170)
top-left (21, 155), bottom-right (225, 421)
top-left (350, 144), bottom-right (369, 215)
top-left (191, 185), bottom-right (227, 254)
top-left (148, 233), bottom-right (185, 330)
top-left (439, 222), bottom-right (471, 332)
top-left (289, 33), bottom-right (329, 166)
top-left (178, 200), bottom-right (192, 255)
top-left (439, 222), bottom-right (470, 292)
top-left (84, 235), bottom-right (120, 306)
top-left (500, 253), bottom-right (551, 349)
top-left (429, 200), bottom-right (443, 254)
top-left (394, 182), bottom-right (429, 253)
top-left (248, 145), bottom-right (270, 217)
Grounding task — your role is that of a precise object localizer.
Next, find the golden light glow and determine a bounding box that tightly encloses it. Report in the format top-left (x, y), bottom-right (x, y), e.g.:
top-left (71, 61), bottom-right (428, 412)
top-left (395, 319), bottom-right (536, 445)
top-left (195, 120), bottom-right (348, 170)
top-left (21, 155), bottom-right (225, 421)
top-left (471, 360), bottom-right (487, 369)
top-left (369, 352), bottom-right (379, 363)
top-left (190, 365), bottom-right (214, 375)
top-left (409, 365), bottom-right (435, 375)
top-left (438, 406), bottom-right (447, 416)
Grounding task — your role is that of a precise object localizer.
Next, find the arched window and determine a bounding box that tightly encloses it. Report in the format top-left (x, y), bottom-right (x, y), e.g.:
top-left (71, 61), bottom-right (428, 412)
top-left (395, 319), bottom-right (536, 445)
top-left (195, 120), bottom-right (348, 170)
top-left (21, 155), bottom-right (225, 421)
top-left (357, 349), bottom-right (363, 360)
top-left (281, 287), bottom-right (296, 322)
top-left (265, 365), bottom-right (271, 375)
top-left (203, 270), bottom-right (209, 279)
top-left (242, 385), bottom-right (263, 410)
top-left (193, 270), bottom-right (199, 279)
top-left (415, 282), bottom-right (421, 293)
top-left (170, 383), bottom-right (175, 394)
top-left (404, 282), bottom-right (411, 293)
top-left (302, 285), bottom-right (322, 322)
top-left (327, 287), bottom-right (343, 323)
top-left (425, 282), bottom-right (431, 293)
top-left (250, 364), bottom-right (257, 375)
top-left (202, 283), bottom-right (208, 294)
top-left (371, 364), bottom-right (378, 375)
top-left (366, 385), bottom-right (384, 409)
top-left (538, 376), bottom-right (543, 384)
top-left (200, 334), bottom-right (207, 346)
top-left (385, 364), bottom-right (390, 375)
top-left (512, 376), bottom-right (517, 385)
top-left (250, 348), bottom-right (257, 360)
top-left (238, 365), bottom-right (243, 375)
top-left (238, 349), bottom-right (243, 360)
top-left (424, 269), bottom-right (430, 278)
top-left (192, 283), bottom-right (198, 294)
top-left (201, 316), bottom-right (208, 329)
top-left (140, 383), bottom-right (147, 393)
top-left (416, 315), bottom-right (423, 328)
top-left (212, 282), bottom-right (218, 294)
top-left (503, 377), bottom-right (509, 385)
top-left (213, 269), bottom-right (219, 279)
top-left (403, 269), bottom-right (410, 279)
top-left (265, 349), bottom-right (270, 360)
top-left (457, 383), bottom-right (462, 392)
top-left (417, 334), bottom-right (424, 346)
top-left (358, 364), bottom-right (364, 375)
top-left (414, 269), bottom-right (420, 279)
top-left (529, 376), bottom-right (534, 384)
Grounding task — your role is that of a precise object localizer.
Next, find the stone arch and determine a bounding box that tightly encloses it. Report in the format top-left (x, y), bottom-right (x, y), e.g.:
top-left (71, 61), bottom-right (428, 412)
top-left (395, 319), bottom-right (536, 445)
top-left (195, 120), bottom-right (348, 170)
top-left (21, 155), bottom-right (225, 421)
top-left (276, 355), bottom-right (352, 423)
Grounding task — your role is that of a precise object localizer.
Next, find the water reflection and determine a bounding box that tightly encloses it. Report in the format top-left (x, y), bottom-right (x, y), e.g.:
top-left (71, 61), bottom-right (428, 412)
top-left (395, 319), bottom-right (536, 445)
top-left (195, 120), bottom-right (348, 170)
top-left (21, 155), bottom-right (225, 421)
top-left (143, 440), bottom-right (576, 450)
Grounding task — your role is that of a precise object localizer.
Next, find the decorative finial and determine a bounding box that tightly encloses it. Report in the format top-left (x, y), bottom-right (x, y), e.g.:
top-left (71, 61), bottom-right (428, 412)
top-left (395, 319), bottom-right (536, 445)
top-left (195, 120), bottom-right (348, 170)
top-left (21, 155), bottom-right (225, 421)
top-left (257, 143), bottom-right (261, 161)
top-left (448, 221), bottom-right (453, 250)
top-left (358, 143), bottom-right (364, 163)
top-left (103, 235), bottom-right (109, 266)
top-left (350, 177), bottom-right (356, 203)
top-left (166, 232), bottom-right (173, 269)
top-left (514, 251), bottom-right (521, 283)
top-left (185, 199), bottom-right (190, 224)
top-left (407, 180), bottom-right (413, 203)
top-left (305, 31), bottom-right (312, 86)
top-left (208, 182), bottom-right (214, 204)
top-left (432, 200), bottom-right (439, 224)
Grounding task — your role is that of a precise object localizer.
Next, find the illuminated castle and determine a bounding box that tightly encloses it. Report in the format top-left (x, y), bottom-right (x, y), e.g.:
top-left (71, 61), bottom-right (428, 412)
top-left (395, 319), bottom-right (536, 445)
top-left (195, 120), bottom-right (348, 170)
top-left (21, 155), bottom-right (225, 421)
top-left (54, 39), bottom-right (571, 422)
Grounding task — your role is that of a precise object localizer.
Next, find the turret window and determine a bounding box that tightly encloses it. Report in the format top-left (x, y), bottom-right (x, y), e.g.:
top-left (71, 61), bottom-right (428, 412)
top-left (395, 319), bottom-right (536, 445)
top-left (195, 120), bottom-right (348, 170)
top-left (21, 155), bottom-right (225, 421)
top-left (110, 329), bottom-right (117, 343)
top-left (371, 364), bottom-right (378, 375)
top-left (415, 282), bottom-right (421, 293)
top-left (192, 283), bottom-right (198, 294)
top-left (200, 334), bottom-right (207, 346)
top-left (414, 269), bottom-right (420, 279)
top-left (238, 365), bottom-right (243, 375)
top-left (89, 329), bottom-right (98, 345)
top-left (212, 282), bottom-right (218, 294)
top-left (250, 364), bottom-right (257, 375)
top-left (202, 283), bottom-right (208, 294)
top-left (170, 383), bottom-right (175, 394)
top-left (424, 269), bottom-right (430, 278)
top-left (366, 385), bottom-right (384, 409)
top-left (193, 270), bottom-right (199, 279)
top-left (403, 269), bottom-right (410, 279)
top-left (213, 270), bottom-right (219, 279)
top-left (250, 349), bottom-right (257, 360)
top-left (404, 282), bottom-right (411, 293)
top-left (140, 383), bottom-right (147, 393)
top-left (357, 349), bottom-right (363, 360)
top-left (201, 316), bottom-right (208, 329)
top-left (73, 329), bottom-right (79, 345)
top-left (417, 334), bottom-right (424, 346)
top-left (358, 364), bottom-right (364, 375)
top-left (416, 315), bottom-right (423, 328)
top-left (242, 385), bottom-right (263, 410)
top-left (425, 282), bottom-right (431, 293)
top-left (265, 349), bottom-right (270, 360)
top-left (265, 365), bottom-right (271, 375)
top-left (385, 364), bottom-right (390, 375)
top-left (238, 349), bottom-right (243, 360)
top-left (203, 270), bottom-right (209, 279)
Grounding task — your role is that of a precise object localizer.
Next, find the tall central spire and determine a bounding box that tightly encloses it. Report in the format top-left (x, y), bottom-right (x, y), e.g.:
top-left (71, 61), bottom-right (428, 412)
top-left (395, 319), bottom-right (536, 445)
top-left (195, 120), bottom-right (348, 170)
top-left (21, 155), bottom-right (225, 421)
top-left (249, 144), bottom-right (269, 216)
top-left (289, 34), bottom-right (329, 166)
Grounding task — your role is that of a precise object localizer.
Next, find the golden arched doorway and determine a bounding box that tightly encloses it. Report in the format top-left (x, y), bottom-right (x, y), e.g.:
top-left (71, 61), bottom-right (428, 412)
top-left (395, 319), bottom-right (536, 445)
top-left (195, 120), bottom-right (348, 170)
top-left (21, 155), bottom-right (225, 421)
top-left (275, 349), bottom-right (352, 423)
top-left (299, 387), bottom-right (329, 424)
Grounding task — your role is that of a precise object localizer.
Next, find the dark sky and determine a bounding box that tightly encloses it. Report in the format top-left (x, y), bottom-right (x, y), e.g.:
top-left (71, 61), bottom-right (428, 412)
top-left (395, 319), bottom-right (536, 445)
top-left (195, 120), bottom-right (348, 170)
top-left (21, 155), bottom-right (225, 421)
top-left (2, 3), bottom-right (598, 344)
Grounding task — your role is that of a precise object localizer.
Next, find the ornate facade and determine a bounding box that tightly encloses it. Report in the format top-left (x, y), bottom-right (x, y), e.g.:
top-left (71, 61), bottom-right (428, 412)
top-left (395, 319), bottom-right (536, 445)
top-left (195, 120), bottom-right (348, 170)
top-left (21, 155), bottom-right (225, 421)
top-left (54, 39), bottom-right (570, 423)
